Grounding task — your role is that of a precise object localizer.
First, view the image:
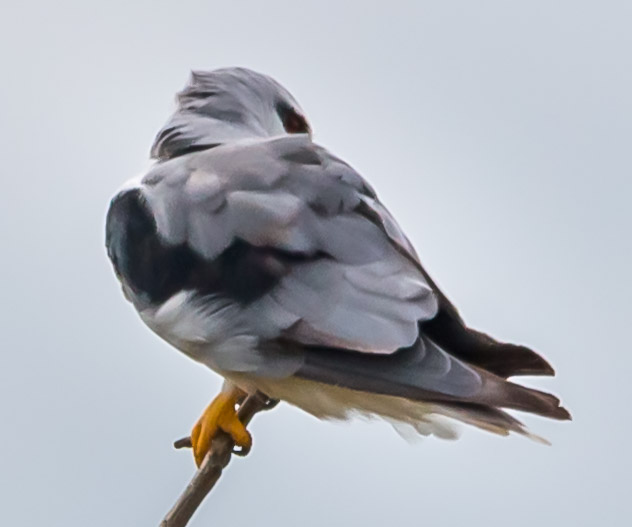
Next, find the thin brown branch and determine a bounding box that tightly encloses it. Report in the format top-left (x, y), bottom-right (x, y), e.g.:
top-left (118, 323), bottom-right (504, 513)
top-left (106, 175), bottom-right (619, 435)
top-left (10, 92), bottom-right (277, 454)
top-left (160, 392), bottom-right (276, 527)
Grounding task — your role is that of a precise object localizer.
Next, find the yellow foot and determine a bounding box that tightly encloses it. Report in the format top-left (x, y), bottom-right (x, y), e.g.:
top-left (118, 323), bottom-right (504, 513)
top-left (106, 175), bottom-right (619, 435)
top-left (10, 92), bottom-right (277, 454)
top-left (191, 387), bottom-right (251, 467)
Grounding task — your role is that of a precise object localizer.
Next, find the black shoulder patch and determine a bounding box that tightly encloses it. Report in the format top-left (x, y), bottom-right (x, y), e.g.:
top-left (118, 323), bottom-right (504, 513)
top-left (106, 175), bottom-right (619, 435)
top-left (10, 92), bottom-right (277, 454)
top-left (106, 189), bottom-right (311, 306)
top-left (106, 189), bottom-right (191, 304)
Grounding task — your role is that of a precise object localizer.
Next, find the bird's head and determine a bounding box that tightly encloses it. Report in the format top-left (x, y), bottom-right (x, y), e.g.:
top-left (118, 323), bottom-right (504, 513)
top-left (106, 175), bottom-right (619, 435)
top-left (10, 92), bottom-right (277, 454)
top-left (151, 67), bottom-right (311, 160)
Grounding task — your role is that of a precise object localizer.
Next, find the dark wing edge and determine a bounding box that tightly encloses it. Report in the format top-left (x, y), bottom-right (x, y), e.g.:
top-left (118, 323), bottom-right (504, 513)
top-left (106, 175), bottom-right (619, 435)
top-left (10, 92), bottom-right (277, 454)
top-left (355, 195), bottom-right (556, 379)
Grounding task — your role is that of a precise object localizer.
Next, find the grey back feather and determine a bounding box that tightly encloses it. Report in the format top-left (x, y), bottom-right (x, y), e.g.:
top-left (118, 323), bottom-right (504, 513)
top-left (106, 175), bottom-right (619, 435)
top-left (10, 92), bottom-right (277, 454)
top-left (140, 135), bottom-right (438, 355)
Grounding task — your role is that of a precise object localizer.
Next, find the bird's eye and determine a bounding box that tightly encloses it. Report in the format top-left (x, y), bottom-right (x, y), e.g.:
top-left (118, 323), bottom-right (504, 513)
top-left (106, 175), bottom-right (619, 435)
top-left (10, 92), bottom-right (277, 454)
top-left (276, 102), bottom-right (310, 134)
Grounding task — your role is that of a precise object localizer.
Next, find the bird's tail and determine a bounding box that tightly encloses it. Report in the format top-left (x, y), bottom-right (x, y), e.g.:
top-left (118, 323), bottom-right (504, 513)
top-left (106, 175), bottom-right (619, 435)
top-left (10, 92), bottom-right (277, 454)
top-left (295, 334), bottom-right (570, 441)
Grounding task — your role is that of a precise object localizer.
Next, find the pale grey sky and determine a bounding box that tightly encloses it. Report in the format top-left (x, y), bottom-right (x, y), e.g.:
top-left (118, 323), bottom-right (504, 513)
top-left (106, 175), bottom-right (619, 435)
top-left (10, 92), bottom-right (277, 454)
top-left (1, 1), bottom-right (630, 526)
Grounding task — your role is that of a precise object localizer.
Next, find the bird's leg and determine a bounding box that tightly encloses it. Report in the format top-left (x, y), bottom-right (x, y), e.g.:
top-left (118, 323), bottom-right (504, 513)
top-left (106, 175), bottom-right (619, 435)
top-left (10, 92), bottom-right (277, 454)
top-left (190, 384), bottom-right (251, 467)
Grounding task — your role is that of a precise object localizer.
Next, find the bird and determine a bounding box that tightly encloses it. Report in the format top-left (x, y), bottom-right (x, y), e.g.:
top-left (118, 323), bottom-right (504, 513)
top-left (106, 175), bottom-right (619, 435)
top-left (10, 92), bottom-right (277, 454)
top-left (106, 67), bottom-right (570, 466)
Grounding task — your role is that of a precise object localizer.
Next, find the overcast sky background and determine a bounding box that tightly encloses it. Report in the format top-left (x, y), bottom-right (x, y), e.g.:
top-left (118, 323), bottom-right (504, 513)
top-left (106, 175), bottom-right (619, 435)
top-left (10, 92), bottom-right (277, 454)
top-left (1, 1), bottom-right (630, 525)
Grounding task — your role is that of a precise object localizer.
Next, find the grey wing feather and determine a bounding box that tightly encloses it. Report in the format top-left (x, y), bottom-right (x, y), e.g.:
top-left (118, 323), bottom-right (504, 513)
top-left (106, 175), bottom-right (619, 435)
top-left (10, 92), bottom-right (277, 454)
top-left (140, 135), bottom-right (438, 354)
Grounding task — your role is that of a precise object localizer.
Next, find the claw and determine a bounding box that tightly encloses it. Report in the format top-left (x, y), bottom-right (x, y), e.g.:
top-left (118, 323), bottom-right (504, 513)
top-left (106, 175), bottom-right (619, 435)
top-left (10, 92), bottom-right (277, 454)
top-left (191, 387), bottom-right (251, 467)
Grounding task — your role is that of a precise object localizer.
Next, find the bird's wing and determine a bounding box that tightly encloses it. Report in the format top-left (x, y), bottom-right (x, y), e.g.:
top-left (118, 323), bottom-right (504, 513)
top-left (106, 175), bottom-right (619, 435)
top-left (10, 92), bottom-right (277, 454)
top-left (140, 135), bottom-right (438, 355)
top-left (110, 134), bottom-right (568, 423)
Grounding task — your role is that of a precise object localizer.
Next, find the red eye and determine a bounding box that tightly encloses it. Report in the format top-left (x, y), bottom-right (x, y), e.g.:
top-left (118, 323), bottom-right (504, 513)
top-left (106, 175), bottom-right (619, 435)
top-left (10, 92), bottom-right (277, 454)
top-left (277, 102), bottom-right (310, 134)
top-left (285, 113), bottom-right (307, 133)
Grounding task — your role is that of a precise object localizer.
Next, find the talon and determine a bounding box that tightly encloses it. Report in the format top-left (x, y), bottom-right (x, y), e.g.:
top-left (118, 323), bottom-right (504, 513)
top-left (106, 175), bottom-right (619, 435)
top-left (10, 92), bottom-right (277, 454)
top-left (190, 387), bottom-right (252, 467)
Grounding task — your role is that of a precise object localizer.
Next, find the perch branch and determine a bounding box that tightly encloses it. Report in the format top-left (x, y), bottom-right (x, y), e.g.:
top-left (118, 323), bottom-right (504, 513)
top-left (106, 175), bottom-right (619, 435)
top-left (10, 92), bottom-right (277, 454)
top-left (160, 392), bottom-right (276, 527)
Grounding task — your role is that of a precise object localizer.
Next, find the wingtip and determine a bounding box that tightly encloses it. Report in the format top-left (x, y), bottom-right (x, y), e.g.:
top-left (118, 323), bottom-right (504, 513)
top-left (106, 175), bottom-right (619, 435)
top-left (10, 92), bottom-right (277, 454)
top-left (513, 347), bottom-right (557, 377)
top-left (556, 405), bottom-right (572, 421)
